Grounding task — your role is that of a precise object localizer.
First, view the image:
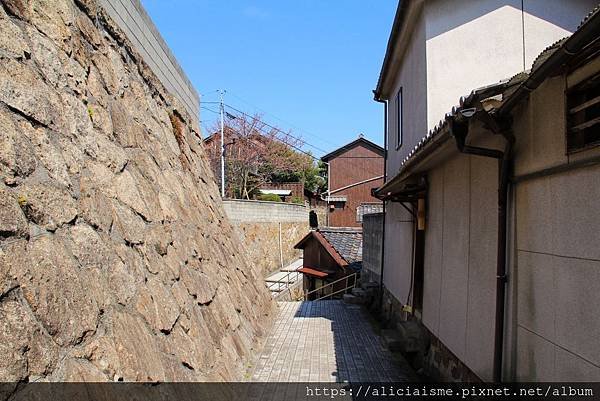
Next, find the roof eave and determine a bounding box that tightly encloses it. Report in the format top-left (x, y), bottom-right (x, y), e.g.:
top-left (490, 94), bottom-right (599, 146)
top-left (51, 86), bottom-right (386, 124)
top-left (293, 231), bottom-right (349, 267)
top-left (314, 232), bottom-right (349, 267)
top-left (374, 0), bottom-right (423, 101)
top-left (321, 137), bottom-right (384, 162)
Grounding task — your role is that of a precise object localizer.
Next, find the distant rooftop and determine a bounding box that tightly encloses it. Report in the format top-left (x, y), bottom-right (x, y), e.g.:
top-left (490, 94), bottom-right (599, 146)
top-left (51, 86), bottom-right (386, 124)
top-left (318, 227), bottom-right (363, 270)
top-left (321, 137), bottom-right (384, 162)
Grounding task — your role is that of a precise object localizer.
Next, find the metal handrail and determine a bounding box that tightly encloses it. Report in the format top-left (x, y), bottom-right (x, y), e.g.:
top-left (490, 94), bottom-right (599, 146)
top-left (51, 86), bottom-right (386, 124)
top-left (303, 272), bottom-right (358, 301)
top-left (267, 269), bottom-right (301, 292)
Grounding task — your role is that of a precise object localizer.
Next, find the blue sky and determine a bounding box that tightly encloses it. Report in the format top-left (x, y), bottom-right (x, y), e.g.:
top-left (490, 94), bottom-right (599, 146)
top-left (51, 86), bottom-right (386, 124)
top-left (141, 0), bottom-right (397, 157)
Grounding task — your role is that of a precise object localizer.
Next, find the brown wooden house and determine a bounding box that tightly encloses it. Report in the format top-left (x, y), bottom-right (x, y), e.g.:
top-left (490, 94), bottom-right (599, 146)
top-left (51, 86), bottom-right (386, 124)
top-left (295, 228), bottom-right (362, 300)
top-left (321, 136), bottom-right (384, 227)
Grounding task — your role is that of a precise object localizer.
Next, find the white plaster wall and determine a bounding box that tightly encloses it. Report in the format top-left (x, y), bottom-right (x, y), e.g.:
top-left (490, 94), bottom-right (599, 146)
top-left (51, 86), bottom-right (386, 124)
top-left (425, 0), bottom-right (523, 130)
top-left (383, 0), bottom-right (594, 172)
top-left (386, 9), bottom-right (427, 173)
top-left (522, 0), bottom-right (596, 69)
top-left (379, 0), bottom-right (599, 380)
top-left (424, 0), bottom-right (595, 131)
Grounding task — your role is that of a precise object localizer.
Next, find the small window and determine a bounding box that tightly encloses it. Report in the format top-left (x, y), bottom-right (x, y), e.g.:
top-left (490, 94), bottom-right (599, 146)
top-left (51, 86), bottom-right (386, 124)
top-left (566, 73), bottom-right (600, 153)
top-left (396, 87), bottom-right (403, 149)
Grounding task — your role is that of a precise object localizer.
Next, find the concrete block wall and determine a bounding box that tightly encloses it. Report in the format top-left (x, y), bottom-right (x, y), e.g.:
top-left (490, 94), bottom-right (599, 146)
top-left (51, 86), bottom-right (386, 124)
top-left (222, 200), bottom-right (309, 277)
top-left (99, 0), bottom-right (200, 124)
top-left (222, 199), bottom-right (309, 223)
top-left (362, 212), bottom-right (384, 283)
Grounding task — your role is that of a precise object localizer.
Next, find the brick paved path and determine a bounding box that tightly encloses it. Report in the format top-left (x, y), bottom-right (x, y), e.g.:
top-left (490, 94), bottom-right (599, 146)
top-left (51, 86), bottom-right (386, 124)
top-left (250, 301), bottom-right (416, 382)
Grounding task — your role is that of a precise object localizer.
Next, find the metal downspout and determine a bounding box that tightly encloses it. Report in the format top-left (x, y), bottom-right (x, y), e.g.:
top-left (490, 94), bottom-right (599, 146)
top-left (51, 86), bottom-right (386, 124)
top-left (493, 132), bottom-right (514, 382)
top-left (450, 114), bottom-right (514, 382)
top-left (374, 97), bottom-right (388, 311)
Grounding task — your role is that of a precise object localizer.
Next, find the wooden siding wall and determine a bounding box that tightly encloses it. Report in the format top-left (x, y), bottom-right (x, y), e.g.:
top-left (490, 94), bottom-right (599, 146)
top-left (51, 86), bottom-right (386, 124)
top-left (301, 237), bottom-right (354, 299)
top-left (328, 144), bottom-right (384, 227)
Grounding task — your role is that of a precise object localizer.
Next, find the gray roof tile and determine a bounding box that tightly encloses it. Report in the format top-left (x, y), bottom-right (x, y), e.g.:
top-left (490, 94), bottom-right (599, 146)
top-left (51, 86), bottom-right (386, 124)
top-left (318, 227), bottom-right (363, 270)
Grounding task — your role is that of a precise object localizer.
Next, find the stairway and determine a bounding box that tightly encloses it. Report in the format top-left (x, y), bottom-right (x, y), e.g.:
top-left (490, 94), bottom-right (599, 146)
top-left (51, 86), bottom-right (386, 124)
top-left (342, 280), bottom-right (379, 305)
top-left (264, 258), bottom-right (303, 298)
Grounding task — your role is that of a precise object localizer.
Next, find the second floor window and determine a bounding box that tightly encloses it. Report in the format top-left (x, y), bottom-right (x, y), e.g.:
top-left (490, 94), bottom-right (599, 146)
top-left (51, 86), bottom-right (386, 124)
top-left (396, 87), bottom-right (403, 149)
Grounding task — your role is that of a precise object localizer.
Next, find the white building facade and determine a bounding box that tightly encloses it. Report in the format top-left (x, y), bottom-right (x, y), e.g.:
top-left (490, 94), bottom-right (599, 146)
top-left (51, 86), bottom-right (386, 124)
top-left (373, 0), bottom-right (599, 382)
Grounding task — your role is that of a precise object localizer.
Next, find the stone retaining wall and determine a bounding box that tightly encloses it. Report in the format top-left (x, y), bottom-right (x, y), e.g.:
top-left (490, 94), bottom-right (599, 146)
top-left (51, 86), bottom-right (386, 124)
top-left (0, 0), bottom-right (274, 383)
top-left (222, 200), bottom-right (308, 277)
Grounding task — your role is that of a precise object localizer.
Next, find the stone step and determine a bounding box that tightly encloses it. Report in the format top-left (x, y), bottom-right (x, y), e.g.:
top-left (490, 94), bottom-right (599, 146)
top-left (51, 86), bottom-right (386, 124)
top-left (351, 288), bottom-right (366, 297)
top-left (360, 281), bottom-right (379, 290)
top-left (395, 321), bottom-right (425, 353)
top-left (381, 329), bottom-right (403, 352)
top-left (342, 293), bottom-right (365, 305)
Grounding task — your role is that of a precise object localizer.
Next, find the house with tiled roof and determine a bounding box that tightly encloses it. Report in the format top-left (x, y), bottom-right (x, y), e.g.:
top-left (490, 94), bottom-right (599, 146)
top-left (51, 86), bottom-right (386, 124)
top-left (294, 228), bottom-right (362, 300)
top-left (370, 0), bottom-right (599, 382)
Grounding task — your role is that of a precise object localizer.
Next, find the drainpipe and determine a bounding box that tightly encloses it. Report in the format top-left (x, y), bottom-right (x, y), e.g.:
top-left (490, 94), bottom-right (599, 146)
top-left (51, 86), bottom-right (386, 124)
top-left (450, 110), bottom-right (514, 382)
top-left (493, 132), bottom-right (513, 382)
top-left (374, 96), bottom-right (388, 311)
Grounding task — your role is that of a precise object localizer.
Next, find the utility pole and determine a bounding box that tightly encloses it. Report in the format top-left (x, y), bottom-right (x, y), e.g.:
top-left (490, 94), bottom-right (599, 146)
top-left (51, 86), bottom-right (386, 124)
top-left (219, 89), bottom-right (226, 198)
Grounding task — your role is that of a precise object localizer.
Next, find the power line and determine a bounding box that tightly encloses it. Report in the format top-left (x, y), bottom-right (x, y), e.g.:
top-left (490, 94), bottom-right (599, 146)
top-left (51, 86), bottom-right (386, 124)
top-left (227, 91), bottom-right (339, 148)
top-left (201, 106), bottom-right (220, 114)
top-left (218, 107), bottom-right (322, 162)
top-left (223, 108), bottom-right (321, 161)
top-left (203, 102), bottom-right (328, 162)
top-left (223, 104), bottom-right (329, 155)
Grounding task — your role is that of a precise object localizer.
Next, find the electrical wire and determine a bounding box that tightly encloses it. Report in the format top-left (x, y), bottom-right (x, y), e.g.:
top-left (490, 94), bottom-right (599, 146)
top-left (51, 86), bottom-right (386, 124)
top-left (226, 91), bottom-right (339, 148)
top-left (224, 104), bottom-right (329, 155)
top-left (220, 107), bottom-right (323, 162)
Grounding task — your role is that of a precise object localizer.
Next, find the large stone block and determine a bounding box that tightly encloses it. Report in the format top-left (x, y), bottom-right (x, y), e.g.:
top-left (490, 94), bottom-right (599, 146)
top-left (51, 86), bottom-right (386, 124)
top-left (0, 0), bottom-right (275, 383)
top-left (14, 236), bottom-right (101, 347)
top-left (17, 182), bottom-right (78, 231)
top-left (0, 186), bottom-right (28, 238)
top-left (0, 58), bottom-right (62, 128)
top-left (0, 6), bottom-right (30, 59)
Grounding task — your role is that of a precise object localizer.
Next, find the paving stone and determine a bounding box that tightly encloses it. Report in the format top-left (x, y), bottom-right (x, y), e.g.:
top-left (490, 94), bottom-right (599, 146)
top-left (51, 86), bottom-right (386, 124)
top-left (250, 300), bottom-right (416, 382)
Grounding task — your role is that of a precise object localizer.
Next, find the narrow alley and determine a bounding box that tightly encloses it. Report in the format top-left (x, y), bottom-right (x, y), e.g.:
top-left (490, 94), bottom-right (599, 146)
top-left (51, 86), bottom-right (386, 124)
top-left (251, 301), bottom-right (417, 382)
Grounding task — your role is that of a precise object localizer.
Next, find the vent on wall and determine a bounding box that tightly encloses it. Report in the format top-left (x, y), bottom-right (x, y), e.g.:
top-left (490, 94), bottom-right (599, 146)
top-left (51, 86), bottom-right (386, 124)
top-left (566, 72), bottom-right (600, 153)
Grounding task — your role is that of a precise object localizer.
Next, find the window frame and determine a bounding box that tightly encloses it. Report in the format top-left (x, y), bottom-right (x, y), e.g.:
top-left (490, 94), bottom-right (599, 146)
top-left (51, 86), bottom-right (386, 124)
top-left (565, 72), bottom-right (600, 154)
top-left (395, 87), bottom-right (403, 150)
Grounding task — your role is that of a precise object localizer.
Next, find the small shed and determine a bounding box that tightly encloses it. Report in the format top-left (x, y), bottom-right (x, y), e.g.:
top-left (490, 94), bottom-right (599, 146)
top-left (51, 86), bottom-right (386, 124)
top-left (294, 228), bottom-right (362, 300)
